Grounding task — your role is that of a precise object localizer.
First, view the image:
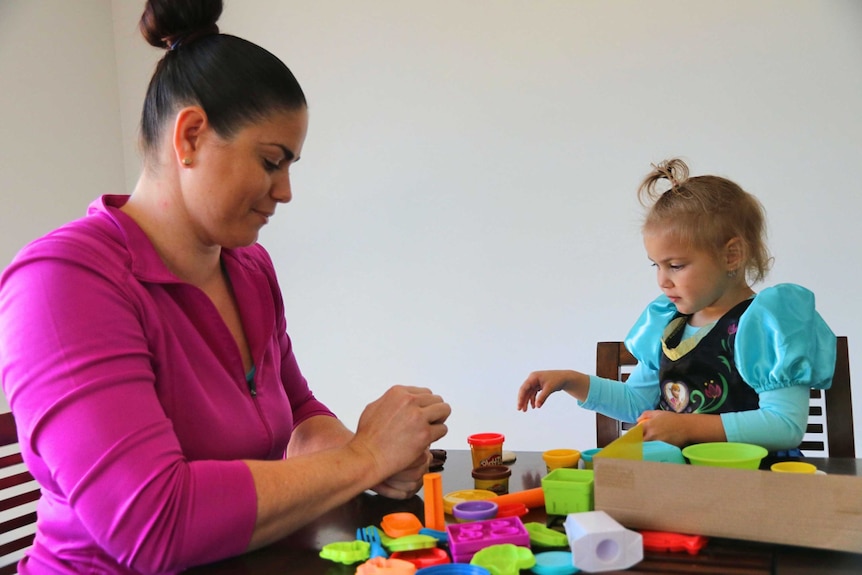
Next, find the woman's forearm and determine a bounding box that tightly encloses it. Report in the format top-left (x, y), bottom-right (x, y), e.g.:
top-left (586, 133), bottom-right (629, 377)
top-left (245, 440), bottom-right (383, 550)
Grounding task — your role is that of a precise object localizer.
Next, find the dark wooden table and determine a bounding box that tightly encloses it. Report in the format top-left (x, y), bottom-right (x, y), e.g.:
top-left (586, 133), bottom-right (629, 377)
top-left (187, 450), bottom-right (862, 574)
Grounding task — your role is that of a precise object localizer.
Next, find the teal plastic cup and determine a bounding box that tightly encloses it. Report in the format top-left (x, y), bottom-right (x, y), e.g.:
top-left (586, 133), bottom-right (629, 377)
top-left (579, 448), bottom-right (602, 469)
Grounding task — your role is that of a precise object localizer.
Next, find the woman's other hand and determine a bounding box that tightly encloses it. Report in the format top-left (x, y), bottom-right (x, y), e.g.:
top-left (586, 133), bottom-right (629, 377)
top-left (370, 451), bottom-right (431, 499)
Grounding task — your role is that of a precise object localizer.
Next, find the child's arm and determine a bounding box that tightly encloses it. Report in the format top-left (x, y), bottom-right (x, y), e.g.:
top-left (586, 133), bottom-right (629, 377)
top-left (517, 361), bottom-right (660, 418)
top-left (517, 370), bottom-right (590, 411)
top-left (720, 386), bottom-right (810, 450)
top-left (578, 363), bottom-right (660, 422)
top-left (638, 386), bottom-right (809, 449)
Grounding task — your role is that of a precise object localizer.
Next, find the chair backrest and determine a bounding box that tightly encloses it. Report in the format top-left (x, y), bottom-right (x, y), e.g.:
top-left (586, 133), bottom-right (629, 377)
top-left (594, 336), bottom-right (856, 457)
top-left (0, 411), bottom-right (38, 575)
top-left (595, 342), bottom-right (638, 448)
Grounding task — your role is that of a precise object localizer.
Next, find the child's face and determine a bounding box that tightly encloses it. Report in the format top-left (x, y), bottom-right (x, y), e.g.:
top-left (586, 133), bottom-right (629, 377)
top-left (644, 231), bottom-right (734, 321)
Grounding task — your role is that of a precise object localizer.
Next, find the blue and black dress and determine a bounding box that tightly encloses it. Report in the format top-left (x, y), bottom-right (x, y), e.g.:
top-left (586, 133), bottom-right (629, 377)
top-left (579, 283), bottom-right (836, 452)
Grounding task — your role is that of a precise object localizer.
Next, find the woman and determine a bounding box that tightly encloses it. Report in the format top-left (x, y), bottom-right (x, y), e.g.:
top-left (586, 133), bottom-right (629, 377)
top-left (0, 1), bottom-right (451, 573)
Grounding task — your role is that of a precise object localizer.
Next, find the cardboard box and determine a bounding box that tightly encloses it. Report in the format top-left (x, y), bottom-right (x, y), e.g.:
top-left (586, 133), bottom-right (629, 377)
top-left (593, 458), bottom-right (862, 553)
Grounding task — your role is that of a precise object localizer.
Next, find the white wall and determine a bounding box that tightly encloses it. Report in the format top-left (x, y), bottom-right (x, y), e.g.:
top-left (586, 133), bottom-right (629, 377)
top-left (4, 1), bottom-right (861, 455)
top-left (0, 0), bottom-right (126, 410)
top-left (0, 0), bottom-right (125, 265)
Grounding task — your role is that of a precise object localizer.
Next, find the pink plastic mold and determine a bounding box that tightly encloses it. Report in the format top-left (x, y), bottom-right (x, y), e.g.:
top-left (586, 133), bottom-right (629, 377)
top-left (445, 516), bottom-right (531, 563)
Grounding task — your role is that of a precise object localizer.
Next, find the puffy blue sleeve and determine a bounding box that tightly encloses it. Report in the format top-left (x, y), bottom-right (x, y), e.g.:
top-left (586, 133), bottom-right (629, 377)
top-left (624, 295), bottom-right (678, 370)
top-left (736, 284), bottom-right (836, 393)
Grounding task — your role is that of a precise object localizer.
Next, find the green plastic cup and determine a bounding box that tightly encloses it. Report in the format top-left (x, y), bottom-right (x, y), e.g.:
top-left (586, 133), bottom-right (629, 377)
top-left (682, 442), bottom-right (768, 469)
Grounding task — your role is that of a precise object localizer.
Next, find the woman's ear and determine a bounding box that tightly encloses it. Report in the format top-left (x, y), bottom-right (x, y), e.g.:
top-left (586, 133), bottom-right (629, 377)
top-left (724, 237), bottom-right (745, 273)
top-left (172, 106), bottom-right (207, 168)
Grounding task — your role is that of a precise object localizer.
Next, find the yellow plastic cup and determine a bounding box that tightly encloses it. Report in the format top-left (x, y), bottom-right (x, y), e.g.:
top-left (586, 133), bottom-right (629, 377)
top-left (542, 448), bottom-right (581, 472)
top-left (770, 461), bottom-right (817, 474)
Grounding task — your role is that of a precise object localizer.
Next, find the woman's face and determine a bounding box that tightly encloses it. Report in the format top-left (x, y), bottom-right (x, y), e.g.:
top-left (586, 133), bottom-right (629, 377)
top-left (182, 107), bottom-right (309, 249)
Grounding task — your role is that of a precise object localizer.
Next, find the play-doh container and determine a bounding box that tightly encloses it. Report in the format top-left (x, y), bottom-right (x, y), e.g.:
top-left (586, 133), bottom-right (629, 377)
top-left (579, 448), bottom-right (602, 469)
top-left (643, 441), bottom-right (685, 464)
top-left (542, 448), bottom-right (581, 472)
top-left (471, 464), bottom-right (511, 494)
top-left (468, 433), bottom-right (505, 467)
top-left (770, 461), bottom-right (817, 474)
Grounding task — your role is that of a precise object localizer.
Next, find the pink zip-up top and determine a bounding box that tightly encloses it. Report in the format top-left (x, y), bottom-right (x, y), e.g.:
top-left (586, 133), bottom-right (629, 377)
top-left (0, 195), bottom-right (335, 574)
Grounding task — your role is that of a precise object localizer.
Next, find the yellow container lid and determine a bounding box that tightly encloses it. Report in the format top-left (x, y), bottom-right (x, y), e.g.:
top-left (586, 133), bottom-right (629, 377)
top-left (442, 489), bottom-right (497, 515)
top-left (770, 461), bottom-right (818, 474)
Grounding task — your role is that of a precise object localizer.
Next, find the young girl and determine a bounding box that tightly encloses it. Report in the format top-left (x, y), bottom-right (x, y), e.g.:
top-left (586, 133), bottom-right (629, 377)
top-left (516, 158), bottom-right (836, 453)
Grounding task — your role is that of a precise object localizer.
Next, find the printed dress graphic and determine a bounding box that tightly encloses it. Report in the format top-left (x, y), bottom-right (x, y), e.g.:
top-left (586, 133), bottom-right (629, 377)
top-left (663, 382), bottom-right (689, 412)
top-left (659, 321), bottom-right (738, 414)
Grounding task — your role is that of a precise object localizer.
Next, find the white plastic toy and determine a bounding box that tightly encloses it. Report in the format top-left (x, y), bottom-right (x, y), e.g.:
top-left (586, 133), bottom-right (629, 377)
top-left (563, 511), bottom-right (643, 572)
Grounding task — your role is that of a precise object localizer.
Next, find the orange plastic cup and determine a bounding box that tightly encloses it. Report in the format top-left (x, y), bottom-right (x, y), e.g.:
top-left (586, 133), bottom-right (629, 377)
top-left (468, 433), bottom-right (505, 467)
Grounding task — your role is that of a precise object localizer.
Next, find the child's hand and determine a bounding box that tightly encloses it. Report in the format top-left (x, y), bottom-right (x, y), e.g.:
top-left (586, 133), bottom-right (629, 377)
top-left (638, 410), bottom-right (726, 447)
top-left (638, 410), bottom-right (687, 446)
top-left (517, 370), bottom-right (585, 411)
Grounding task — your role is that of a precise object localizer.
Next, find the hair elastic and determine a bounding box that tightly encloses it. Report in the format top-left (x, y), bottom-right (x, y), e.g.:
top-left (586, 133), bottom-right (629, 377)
top-left (168, 24), bottom-right (220, 51)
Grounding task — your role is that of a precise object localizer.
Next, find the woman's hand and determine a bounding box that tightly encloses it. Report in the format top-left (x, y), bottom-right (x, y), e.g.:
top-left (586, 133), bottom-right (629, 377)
top-left (351, 385), bottom-right (450, 486)
top-left (517, 370), bottom-right (589, 411)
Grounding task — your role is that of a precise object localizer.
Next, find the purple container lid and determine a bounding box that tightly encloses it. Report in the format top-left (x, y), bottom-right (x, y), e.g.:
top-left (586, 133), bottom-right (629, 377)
top-left (452, 500), bottom-right (498, 521)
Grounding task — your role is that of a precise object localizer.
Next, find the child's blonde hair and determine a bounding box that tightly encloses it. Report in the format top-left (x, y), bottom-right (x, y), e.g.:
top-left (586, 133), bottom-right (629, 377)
top-left (637, 158), bottom-right (772, 284)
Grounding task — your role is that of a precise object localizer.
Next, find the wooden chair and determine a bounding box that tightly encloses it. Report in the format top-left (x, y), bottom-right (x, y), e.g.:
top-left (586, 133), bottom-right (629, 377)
top-left (1, 411), bottom-right (39, 575)
top-left (594, 336), bottom-right (856, 457)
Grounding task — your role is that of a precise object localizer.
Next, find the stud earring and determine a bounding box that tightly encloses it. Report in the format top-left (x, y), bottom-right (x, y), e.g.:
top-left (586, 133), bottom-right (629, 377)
top-left (727, 269), bottom-right (738, 278)
top-left (182, 157), bottom-right (192, 166)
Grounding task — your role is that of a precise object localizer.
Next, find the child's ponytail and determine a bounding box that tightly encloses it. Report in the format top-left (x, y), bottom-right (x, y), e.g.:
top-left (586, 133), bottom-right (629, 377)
top-left (637, 158), bottom-right (690, 206)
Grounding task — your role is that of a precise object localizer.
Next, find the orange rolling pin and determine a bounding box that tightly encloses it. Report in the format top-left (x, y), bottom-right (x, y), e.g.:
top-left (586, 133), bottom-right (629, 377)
top-left (487, 487), bottom-right (544, 510)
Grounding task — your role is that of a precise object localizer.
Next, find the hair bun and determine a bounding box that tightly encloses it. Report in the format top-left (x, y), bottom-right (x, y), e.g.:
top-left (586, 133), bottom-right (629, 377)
top-left (637, 157), bottom-right (691, 205)
top-left (652, 158), bottom-right (689, 189)
top-left (139, 0), bottom-right (224, 49)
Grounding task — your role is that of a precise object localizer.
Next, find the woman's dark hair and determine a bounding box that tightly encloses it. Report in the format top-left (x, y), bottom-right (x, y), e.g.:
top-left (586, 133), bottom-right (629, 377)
top-left (138, 0), bottom-right (306, 160)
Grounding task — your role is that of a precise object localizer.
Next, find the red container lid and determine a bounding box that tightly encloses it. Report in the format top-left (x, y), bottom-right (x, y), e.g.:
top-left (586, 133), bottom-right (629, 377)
top-left (467, 433), bottom-right (505, 446)
top-left (496, 502), bottom-right (529, 517)
top-left (390, 547), bottom-right (451, 567)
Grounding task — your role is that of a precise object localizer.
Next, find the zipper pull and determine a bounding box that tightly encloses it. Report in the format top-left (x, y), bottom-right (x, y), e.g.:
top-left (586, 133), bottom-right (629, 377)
top-left (246, 365), bottom-right (257, 397)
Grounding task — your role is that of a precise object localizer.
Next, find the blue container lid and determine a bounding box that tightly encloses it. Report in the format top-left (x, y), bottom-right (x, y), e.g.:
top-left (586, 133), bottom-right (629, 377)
top-left (416, 565), bottom-right (491, 575)
top-left (533, 551), bottom-right (579, 574)
top-left (642, 441), bottom-right (685, 464)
